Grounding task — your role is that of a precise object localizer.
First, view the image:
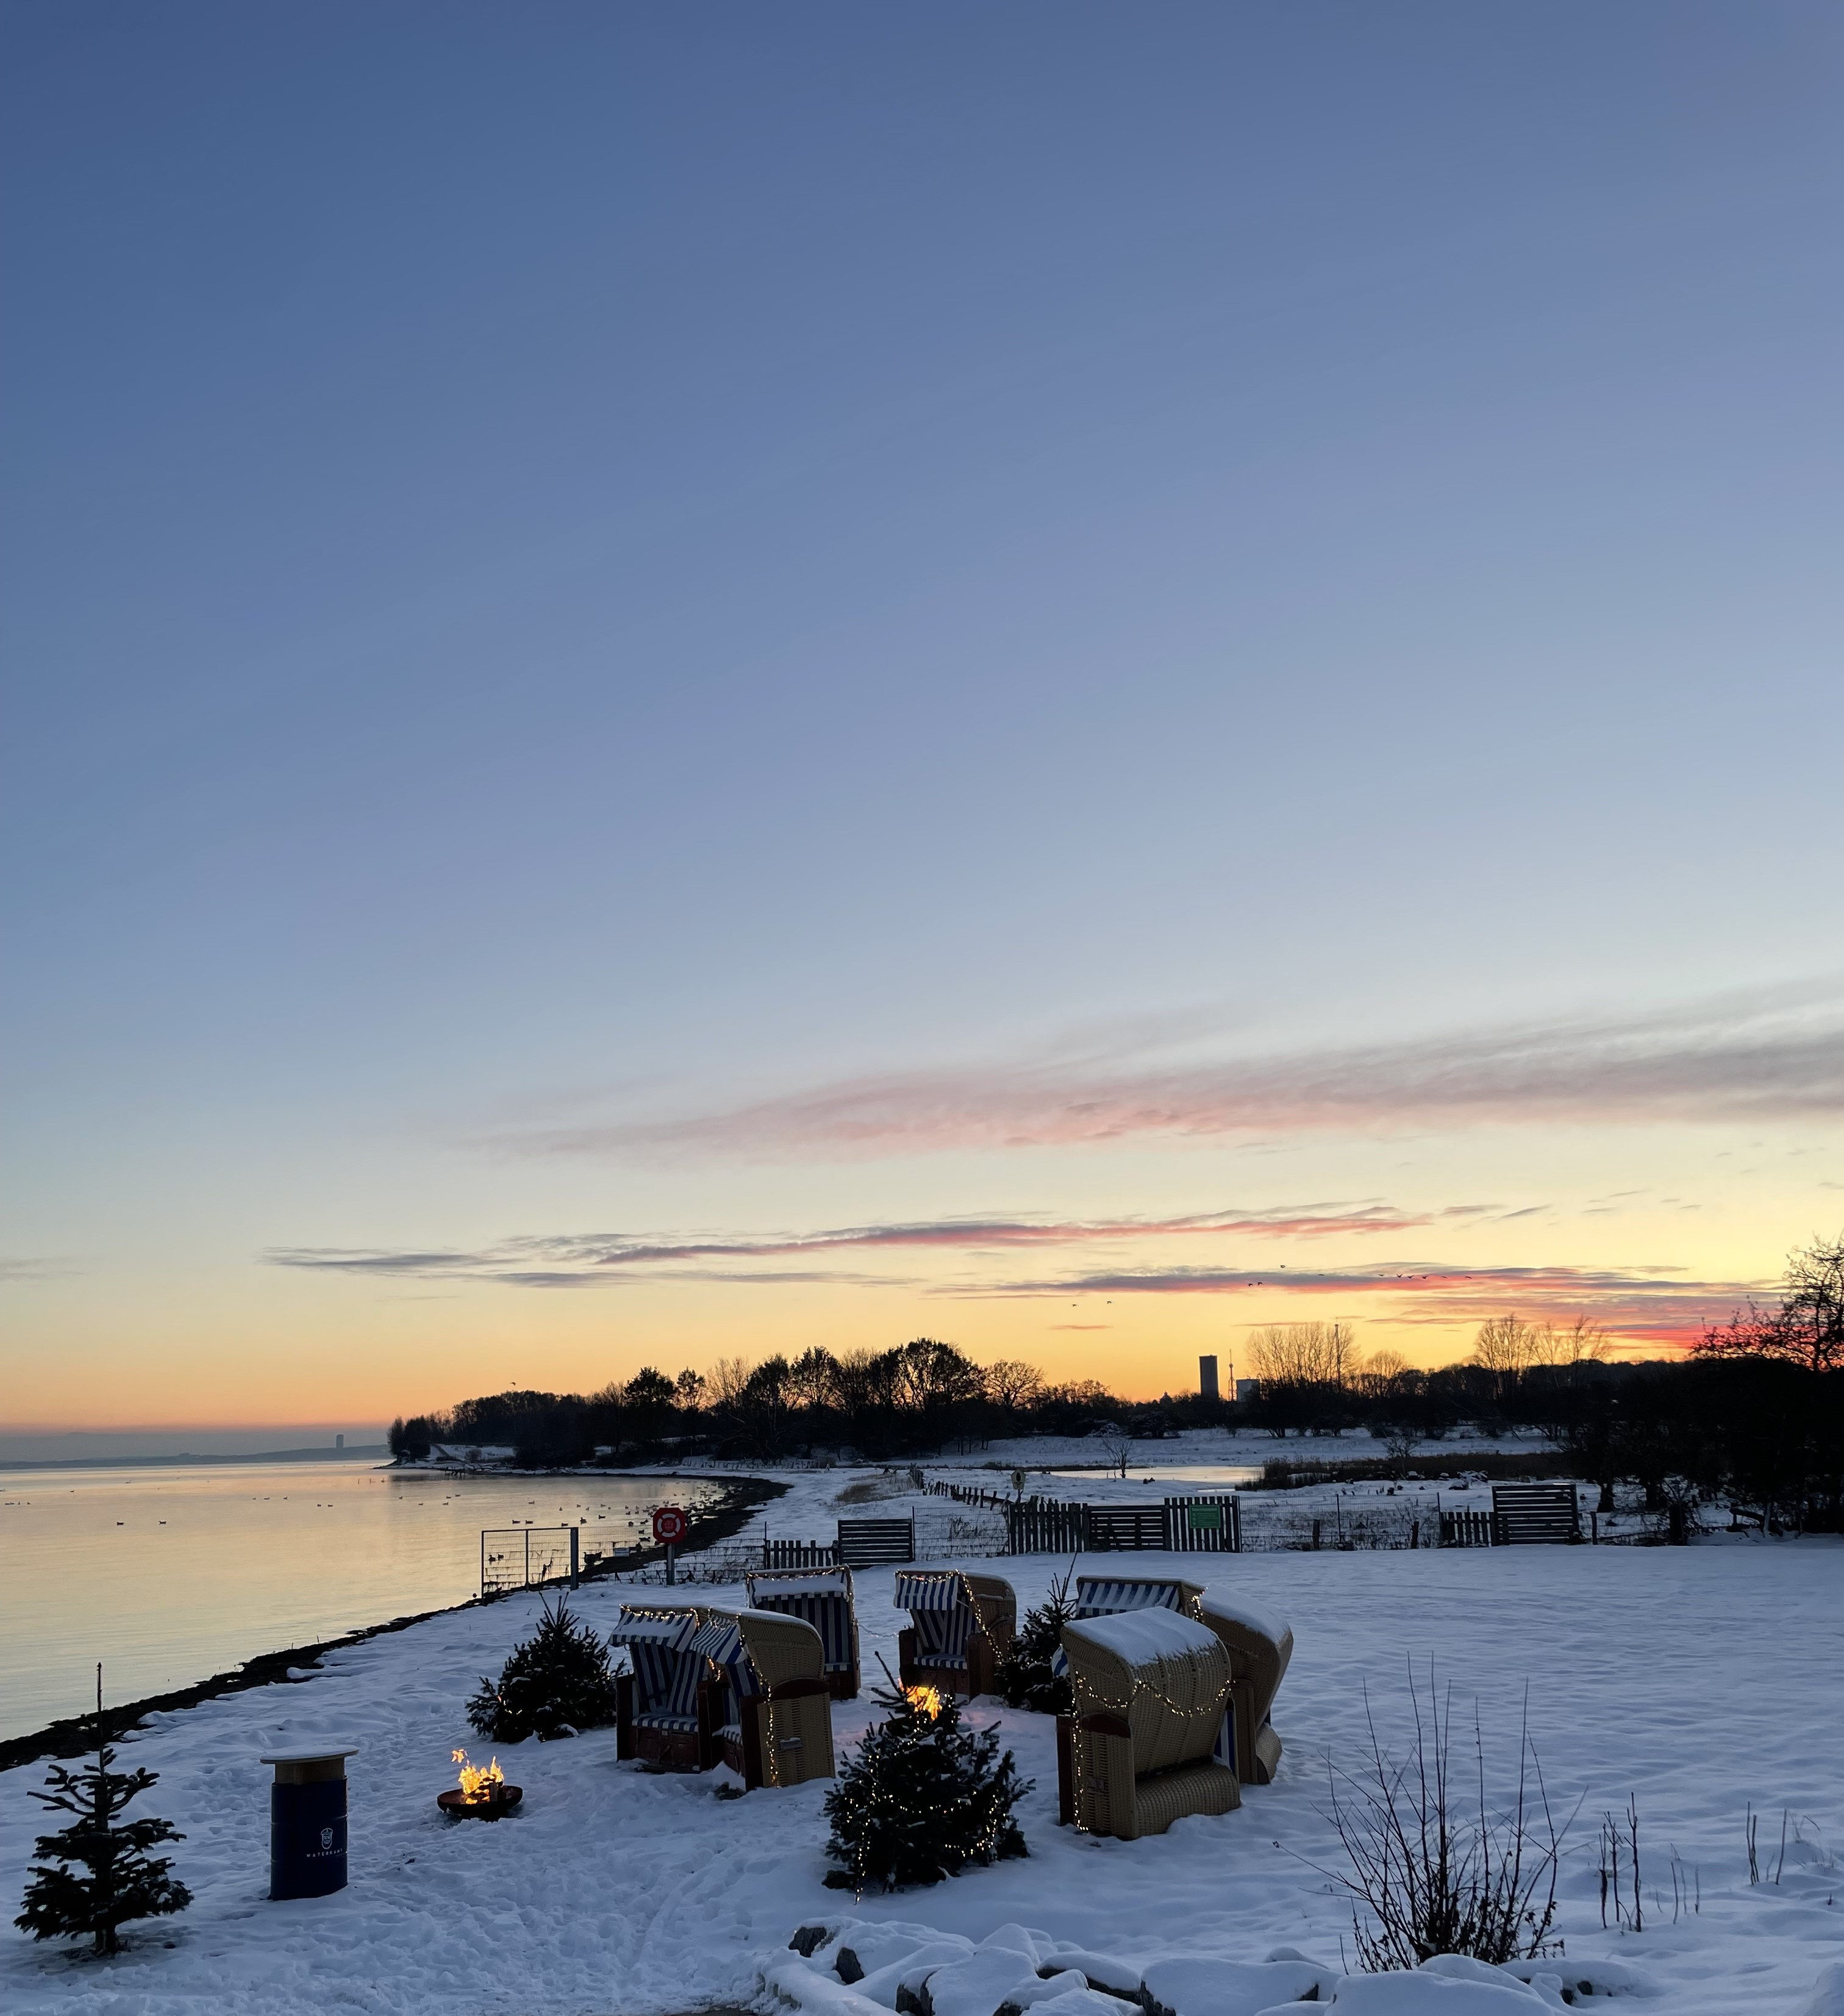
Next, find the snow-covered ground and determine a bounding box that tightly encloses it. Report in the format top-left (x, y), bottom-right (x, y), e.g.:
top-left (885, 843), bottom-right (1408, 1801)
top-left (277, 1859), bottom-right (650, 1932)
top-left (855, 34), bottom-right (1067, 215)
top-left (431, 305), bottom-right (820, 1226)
top-left (4, 1505), bottom-right (1839, 2016)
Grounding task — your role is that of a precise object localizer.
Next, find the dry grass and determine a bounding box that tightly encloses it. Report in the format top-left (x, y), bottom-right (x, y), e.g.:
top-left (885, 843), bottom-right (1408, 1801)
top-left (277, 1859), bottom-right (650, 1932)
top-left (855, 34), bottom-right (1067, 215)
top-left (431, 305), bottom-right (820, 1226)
top-left (831, 1474), bottom-right (907, 1508)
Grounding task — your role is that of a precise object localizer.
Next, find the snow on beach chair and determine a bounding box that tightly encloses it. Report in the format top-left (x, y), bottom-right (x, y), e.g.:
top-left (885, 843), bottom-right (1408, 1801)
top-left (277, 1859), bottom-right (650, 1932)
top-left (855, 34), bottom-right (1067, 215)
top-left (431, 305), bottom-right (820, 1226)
top-left (1054, 1577), bottom-right (1291, 1789)
top-left (894, 1569), bottom-right (1017, 1700)
top-left (1060, 1606), bottom-right (1240, 1840)
top-left (691, 1606), bottom-right (837, 1790)
top-left (1056, 1578), bottom-right (1215, 1819)
top-left (745, 1566), bottom-right (861, 1700)
top-left (610, 1604), bottom-right (718, 1772)
top-left (1198, 1593), bottom-right (1292, 1787)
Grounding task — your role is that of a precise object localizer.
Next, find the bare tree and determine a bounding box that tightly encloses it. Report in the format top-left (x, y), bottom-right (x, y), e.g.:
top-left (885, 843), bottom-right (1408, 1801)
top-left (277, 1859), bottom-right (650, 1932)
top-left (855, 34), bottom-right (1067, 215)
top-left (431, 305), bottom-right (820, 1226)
top-left (1531, 1317), bottom-right (1609, 1370)
top-left (1357, 1348), bottom-right (1411, 1398)
top-left (705, 1356), bottom-right (754, 1410)
top-left (984, 1360), bottom-right (1045, 1414)
top-left (787, 1347), bottom-right (839, 1412)
top-left (1246, 1321), bottom-right (1360, 1388)
top-left (1471, 1315), bottom-right (1542, 1383)
top-left (1697, 1234), bottom-right (1844, 1375)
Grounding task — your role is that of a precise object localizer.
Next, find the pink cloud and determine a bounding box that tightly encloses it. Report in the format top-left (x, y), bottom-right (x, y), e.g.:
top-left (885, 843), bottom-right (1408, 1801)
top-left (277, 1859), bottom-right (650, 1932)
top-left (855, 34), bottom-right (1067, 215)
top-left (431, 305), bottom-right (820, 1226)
top-left (504, 987), bottom-right (1844, 1162)
top-left (965, 1259), bottom-right (1767, 1353)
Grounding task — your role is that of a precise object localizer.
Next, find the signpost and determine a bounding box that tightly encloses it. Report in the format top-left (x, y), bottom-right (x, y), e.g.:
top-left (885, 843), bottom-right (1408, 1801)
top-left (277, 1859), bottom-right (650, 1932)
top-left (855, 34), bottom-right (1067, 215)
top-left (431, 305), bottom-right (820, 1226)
top-left (652, 1504), bottom-right (688, 1584)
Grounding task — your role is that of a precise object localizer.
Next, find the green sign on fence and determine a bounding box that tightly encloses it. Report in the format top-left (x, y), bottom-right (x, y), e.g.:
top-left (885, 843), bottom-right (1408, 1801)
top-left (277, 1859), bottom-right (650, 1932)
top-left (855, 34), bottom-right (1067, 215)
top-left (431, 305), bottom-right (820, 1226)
top-left (1187, 1503), bottom-right (1223, 1531)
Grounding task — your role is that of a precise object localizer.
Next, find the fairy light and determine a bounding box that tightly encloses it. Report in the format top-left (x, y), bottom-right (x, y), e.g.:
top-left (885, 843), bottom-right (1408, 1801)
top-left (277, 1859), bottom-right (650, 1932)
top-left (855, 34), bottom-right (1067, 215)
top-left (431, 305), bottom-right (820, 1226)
top-left (1065, 1644), bottom-right (1237, 1834)
top-left (825, 1677), bottom-right (1027, 1896)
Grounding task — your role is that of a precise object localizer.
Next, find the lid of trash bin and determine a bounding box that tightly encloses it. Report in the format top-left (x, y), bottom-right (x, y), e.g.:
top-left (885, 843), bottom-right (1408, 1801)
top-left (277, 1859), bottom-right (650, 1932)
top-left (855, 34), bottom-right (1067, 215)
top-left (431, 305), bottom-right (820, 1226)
top-left (259, 1747), bottom-right (360, 1764)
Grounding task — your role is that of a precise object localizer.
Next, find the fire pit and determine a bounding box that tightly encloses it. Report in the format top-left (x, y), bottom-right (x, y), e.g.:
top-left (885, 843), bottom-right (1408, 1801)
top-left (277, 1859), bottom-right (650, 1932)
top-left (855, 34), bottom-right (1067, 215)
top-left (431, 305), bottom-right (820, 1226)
top-left (438, 1749), bottom-right (523, 1821)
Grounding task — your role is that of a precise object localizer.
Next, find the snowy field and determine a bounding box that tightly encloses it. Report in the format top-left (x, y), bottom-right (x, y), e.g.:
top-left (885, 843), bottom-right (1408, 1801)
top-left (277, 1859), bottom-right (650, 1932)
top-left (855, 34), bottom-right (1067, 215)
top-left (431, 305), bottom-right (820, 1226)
top-left (4, 1528), bottom-right (1840, 2016)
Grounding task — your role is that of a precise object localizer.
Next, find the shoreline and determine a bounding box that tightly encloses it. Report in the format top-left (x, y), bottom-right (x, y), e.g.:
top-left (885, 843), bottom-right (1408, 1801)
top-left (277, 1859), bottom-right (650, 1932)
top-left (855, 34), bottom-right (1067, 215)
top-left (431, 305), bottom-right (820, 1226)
top-left (0, 1445), bottom-right (390, 1474)
top-left (0, 1473), bottom-right (784, 1776)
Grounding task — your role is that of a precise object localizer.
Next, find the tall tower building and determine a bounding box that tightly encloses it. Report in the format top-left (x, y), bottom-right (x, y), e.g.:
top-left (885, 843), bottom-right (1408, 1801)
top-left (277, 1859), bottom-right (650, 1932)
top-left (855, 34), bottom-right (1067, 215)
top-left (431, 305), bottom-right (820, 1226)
top-left (1199, 1354), bottom-right (1220, 1401)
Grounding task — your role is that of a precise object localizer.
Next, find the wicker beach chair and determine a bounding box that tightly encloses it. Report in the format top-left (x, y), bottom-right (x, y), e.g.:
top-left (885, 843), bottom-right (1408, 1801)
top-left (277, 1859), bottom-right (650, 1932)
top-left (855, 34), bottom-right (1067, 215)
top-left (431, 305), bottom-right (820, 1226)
top-left (1053, 1575), bottom-right (1227, 1804)
top-left (690, 1607), bottom-right (837, 1790)
top-left (893, 1568), bottom-right (1017, 1699)
top-left (743, 1567), bottom-right (861, 1699)
top-left (609, 1604), bottom-right (718, 1772)
top-left (1059, 1606), bottom-right (1240, 1840)
top-left (1072, 1575), bottom-right (1206, 1621)
top-left (1198, 1593), bottom-right (1293, 1787)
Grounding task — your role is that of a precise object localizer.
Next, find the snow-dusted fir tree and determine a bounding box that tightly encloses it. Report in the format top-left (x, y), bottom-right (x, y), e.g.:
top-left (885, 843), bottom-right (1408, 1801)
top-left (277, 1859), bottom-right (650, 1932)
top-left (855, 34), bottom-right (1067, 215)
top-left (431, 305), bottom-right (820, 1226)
top-left (823, 1667), bottom-right (1030, 1892)
top-left (994, 1568), bottom-right (1076, 1716)
top-left (15, 1670), bottom-right (191, 1956)
top-left (468, 1593), bottom-right (620, 1743)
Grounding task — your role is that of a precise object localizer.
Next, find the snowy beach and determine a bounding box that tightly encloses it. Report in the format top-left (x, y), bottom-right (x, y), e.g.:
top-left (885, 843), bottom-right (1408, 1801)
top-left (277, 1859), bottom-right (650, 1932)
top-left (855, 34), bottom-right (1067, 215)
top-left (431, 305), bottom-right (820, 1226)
top-left (4, 1501), bottom-right (1839, 2016)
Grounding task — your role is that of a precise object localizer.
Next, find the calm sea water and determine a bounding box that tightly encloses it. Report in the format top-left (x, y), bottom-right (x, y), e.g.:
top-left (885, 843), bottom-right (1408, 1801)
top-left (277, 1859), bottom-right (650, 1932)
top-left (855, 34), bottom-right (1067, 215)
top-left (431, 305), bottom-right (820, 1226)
top-left (0, 1461), bottom-right (726, 1741)
top-left (1048, 1464), bottom-right (1265, 1485)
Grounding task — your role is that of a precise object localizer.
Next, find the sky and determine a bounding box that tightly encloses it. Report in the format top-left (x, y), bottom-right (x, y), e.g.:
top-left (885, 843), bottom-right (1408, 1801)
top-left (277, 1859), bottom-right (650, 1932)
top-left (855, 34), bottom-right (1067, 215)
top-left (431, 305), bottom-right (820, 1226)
top-left (2, 2), bottom-right (1842, 1435)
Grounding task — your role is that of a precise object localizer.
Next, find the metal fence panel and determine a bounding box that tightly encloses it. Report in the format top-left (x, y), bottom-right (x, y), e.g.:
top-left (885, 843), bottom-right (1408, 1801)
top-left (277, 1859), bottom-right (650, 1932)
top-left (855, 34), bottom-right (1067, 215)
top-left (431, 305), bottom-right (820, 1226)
top-left (1083, 1505), bottom-right (1168, 1551)
top-left (835, 1517), bottom-right (915, 1566)
top-left (480, 1525), bottom-right (582, 1595)
top-left (1491, 1483), bottom-right (1580, 1544)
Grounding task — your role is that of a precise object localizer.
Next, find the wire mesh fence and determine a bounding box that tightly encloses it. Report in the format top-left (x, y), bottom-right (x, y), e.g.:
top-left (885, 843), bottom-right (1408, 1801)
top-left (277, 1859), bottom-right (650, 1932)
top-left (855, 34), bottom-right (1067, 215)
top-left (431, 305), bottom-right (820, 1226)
top-left (480, 1526), bottom-right (581, 1595)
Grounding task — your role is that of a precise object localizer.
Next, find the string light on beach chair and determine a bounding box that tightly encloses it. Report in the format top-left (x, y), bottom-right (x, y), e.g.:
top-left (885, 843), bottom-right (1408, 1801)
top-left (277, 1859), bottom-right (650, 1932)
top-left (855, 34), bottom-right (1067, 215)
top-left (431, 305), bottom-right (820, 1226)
top-left (1076, 1650), bottom-right (1233, 1726)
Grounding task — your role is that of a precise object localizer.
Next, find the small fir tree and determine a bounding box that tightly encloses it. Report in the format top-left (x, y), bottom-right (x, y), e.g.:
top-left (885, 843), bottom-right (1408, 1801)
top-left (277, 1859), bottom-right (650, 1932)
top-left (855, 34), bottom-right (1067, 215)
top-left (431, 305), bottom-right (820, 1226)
top-left (466, 1594), bottom-right (620, 1743)
top-left (16, 1668), bottom-right (191, 1956)
top-left (823, 1667), bottom-right (1031, 1892)
top-left (993, 1567), bottom-right (1076, 1716)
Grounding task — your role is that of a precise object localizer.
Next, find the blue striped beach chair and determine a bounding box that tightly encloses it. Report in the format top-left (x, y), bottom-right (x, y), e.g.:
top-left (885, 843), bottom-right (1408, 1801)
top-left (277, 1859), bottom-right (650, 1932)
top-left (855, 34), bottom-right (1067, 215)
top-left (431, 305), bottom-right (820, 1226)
top-left (1073, 1575), bottom-right (1204, 1621)
top-left (894, 1568), bottom-right (1016, 1699)
top-left (609, 1604), bottom-right (716, 1771)
top-left (744, 1567), bottom-right (861, 1699)
top-left (690, 1607), bottom-right (835, 1789)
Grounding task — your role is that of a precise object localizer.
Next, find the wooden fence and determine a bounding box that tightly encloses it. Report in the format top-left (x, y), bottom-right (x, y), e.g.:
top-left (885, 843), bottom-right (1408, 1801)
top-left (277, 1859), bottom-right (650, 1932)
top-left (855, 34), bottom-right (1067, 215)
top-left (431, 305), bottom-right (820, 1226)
top-left (1439, 1507), bottom-right (1495, 1549)
top-left (1004, 1496), bottom-right (1088, 1554)
top-left (762, 1537), bottom-right (836, 1570)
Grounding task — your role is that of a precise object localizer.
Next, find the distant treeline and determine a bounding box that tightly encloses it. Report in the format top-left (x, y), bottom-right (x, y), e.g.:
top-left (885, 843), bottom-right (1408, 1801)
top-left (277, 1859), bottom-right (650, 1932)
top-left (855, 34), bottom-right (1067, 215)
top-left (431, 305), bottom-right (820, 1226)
top-left (390, 1339), bottom-right (1135, 1467)
top-left (390, 1235), bottom-right (1843, 1533)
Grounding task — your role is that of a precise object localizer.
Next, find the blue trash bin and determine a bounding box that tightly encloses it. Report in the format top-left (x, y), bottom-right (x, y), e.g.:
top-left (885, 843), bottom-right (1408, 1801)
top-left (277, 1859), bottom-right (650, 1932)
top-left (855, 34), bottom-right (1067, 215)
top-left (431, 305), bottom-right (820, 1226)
top-left (262, 1748), bottom-right (358, 1900)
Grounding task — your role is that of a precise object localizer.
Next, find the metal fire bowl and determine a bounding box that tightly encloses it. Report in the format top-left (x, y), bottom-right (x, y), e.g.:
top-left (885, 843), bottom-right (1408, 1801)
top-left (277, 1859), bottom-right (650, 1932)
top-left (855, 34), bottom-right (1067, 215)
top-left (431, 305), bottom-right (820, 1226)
top-left (437, 1786), bottom-right (524, 1821)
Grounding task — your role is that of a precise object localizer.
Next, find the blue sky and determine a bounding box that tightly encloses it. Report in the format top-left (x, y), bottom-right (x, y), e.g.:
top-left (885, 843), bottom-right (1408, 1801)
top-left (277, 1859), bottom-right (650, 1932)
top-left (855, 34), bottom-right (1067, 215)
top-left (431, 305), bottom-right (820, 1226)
top-left (3, 3), bottom-right (1841, 1429)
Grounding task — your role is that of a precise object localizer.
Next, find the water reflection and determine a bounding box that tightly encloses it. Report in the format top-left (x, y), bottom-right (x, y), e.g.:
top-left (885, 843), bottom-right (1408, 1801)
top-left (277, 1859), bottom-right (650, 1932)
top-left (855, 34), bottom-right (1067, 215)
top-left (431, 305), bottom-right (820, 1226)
top-left (1046, 1464), bottom-right (1265, 1485)
top-left (0, 1461), bottom-right (726, 1740)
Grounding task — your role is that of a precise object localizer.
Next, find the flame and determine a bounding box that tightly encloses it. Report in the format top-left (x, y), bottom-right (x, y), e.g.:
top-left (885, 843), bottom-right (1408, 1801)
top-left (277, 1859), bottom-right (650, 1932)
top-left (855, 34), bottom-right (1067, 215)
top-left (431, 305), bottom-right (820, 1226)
top-left (452, 1748), bottom-right (506, 1802)
top-left (905, 1685), bottom-right (945, 1720)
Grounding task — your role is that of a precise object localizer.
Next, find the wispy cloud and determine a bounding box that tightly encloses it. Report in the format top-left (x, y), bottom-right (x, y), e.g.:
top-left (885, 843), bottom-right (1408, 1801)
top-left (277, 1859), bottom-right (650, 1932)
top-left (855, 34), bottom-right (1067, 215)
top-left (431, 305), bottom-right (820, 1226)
top-left (261, 1209), bottom-right (1753, 1344)
top-left (263, 1199), bottom-right (1435, 1287)
top-left (0, 1256), bottom-right (78, 1282)
top-left (499, 984), bottom-right (1844, 1162)
top-left (964, 1259), bottom-right (1762, 1348)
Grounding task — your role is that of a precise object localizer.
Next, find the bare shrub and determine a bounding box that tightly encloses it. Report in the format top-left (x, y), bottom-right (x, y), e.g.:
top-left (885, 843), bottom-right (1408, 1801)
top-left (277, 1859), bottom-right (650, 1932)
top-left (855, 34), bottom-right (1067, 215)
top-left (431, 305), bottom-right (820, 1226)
top-left (1308, 1663), bottom-right (1571, 1970)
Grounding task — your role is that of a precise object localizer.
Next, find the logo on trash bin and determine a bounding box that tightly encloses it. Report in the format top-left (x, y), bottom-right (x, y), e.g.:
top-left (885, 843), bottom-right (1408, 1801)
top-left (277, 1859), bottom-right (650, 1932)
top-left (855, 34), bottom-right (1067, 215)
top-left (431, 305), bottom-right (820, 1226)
top-left (320, 1827), bottom-right (335, 1851)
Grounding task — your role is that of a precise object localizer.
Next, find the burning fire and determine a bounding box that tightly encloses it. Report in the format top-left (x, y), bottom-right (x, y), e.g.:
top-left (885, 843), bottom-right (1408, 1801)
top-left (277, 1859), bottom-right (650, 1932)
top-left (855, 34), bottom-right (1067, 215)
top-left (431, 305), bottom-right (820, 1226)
top-left (904, 1685), bottom-right (945, 1720)
top-left (452, 1748), bottom-right (506, 1803)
